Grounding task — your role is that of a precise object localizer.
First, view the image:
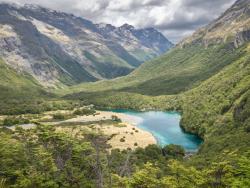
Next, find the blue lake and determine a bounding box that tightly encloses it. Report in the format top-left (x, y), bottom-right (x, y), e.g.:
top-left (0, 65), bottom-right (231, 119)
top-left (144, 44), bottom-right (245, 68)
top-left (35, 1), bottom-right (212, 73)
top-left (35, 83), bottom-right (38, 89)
top-left (111, 110), bottom-right (202, 151)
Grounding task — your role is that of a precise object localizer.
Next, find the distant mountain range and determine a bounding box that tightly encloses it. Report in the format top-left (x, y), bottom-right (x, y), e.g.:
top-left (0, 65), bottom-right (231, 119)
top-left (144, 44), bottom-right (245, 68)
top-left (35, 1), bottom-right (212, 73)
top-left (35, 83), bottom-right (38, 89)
top-left (0, 3), bottom-right (173, 87)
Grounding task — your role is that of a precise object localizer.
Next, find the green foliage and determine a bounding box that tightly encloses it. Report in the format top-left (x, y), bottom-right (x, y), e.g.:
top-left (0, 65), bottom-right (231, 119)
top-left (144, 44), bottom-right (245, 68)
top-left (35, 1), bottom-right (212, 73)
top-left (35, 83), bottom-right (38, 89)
top-left (162, 144), bottom-right (185, 159)
top-left (0, 59), bottom-right (45, 99)
top-left (73, 108), bottom-right (96, 116)
top-left (129, 163), bottom-right (163, 188)
top-left (161, 160), bottom-right (204, 188)
top-left (0, 98), bottom-right (86, 116)
top-left (0, 125), bottom-right (96, 187)
top-left (179, 45), bottom-right (250, 161)
top-left (0, 126), bottom-right (249, 188)
top-left (2, 117), bottom-right (30, 126)
top-left (52, 113), bottom-right (66, 120)
top-left (133, 145), bottom-right (165, 166)
top-left (231, 154), bottom-right (250, 187)
top-left (202, 161), bottom-right (234, 187)
top-left (0, 59), bottom-right (88, 116)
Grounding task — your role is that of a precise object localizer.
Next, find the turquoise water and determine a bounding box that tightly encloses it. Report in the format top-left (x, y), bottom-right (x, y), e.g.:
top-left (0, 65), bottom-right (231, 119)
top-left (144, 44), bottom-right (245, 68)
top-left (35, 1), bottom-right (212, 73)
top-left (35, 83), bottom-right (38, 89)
top-left (111, 110), bottom-right (202, 151)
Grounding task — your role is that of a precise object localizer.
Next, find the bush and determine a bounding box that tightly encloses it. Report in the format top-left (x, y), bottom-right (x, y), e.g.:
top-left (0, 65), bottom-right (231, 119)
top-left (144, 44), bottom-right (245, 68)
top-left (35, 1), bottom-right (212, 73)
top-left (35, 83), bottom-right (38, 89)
top-left (120, 138), bottom-right (125, 142)
top-left (53, 114), bottom-right (66, 120)
top-left (3, 117), bottom-right (30, 126)
top-left (245, 124), bottom-right (250, 133)
top-left (162, 144), bottom-right (185, 159)
top-left (73, 108), bottom-right (96, 116)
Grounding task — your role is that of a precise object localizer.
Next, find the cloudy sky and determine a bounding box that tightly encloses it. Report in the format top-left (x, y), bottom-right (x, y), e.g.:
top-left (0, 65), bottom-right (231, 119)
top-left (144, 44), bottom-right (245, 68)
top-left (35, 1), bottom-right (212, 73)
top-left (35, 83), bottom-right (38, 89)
top-left (0, 0), bottom-right (236, 43)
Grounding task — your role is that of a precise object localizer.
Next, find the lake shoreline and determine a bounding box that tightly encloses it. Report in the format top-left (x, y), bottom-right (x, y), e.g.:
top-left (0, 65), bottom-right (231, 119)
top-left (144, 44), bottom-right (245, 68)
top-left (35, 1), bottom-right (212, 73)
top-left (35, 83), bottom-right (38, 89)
top-left (106, 110), bottom-right (202, 151)
top-left (97, 111), bottom-right (158, 150)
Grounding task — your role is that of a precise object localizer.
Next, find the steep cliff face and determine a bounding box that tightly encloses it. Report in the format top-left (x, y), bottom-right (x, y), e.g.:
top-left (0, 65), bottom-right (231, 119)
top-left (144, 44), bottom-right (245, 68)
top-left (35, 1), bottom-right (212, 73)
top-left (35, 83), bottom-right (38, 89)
top-left (0, 3), bottom-right (173, 87)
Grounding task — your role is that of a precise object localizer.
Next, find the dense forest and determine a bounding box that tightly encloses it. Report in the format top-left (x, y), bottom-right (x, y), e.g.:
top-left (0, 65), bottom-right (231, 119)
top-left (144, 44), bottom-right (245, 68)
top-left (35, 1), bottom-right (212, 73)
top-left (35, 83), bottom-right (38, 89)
top-left (0, 124), bottom-right (249, 188)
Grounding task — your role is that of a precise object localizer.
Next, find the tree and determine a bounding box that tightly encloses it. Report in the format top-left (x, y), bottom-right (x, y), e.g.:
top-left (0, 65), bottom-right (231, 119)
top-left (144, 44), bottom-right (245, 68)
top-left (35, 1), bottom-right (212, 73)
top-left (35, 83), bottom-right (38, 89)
top-left (162, 160), bottom-right (205, 188)
top-left (162, 144), bottom-right (185, 159)
top-left (129, 163), bottom-right (163, 188)
top-left (84, 133), bottom-right (109, 188)
top-left (231, 155), bottom-right (250, 187)
top-left (203, 161), bottom-right (234, 188)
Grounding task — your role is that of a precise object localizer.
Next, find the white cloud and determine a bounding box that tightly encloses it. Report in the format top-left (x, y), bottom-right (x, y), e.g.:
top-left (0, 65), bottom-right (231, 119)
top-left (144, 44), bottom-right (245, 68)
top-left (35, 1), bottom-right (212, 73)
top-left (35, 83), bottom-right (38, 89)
top-left (0, 0), bottom-right (236, 43)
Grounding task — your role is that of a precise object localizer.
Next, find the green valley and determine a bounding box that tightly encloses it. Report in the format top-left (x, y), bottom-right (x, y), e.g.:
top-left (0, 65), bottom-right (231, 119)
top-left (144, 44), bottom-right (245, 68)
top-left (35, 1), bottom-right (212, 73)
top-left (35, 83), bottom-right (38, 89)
top-left (0, 0), bottom-right (250, 187)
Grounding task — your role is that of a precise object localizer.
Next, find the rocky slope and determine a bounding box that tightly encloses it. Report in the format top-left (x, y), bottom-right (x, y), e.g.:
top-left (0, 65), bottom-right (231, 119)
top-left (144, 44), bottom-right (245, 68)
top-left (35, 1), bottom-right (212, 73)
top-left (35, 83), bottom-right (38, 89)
top-left (179, 0), bottom-right (250, 48)
top-left (96, 23), bottom-right (172, 62)
top-left (0, 3), bottom-right (173, 87)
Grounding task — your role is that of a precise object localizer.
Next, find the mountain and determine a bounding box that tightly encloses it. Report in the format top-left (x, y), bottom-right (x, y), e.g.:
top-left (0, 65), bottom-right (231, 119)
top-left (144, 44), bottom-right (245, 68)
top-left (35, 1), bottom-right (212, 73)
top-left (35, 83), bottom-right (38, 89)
top-left (0, 3), bottom-right (173, 87)
top-left (96, 23), bottom-right (173, 62)
top-left (67, 0), bottom-right (250, 96)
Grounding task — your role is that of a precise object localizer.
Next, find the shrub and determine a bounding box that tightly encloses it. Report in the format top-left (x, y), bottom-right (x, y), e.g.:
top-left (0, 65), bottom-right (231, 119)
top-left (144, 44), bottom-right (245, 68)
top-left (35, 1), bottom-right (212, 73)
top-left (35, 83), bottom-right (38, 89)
top-left (120, 138), bottom-right (125, 142)
top-left (3, 117), bottom-right (30, 126)
top-left (53, 114), bottom-right (65, 120)
top-left (73, 108), bottom-right (96, 116)
top-left (162, 144), bottom-right (185, 159)
top-left (245, 124), bottom-right (250, 133)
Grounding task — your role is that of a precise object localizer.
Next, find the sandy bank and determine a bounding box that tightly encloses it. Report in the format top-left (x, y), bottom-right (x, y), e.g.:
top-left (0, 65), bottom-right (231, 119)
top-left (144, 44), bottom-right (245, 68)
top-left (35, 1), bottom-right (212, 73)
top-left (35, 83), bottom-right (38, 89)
top-left (54, 110), bottom-right (157, 150)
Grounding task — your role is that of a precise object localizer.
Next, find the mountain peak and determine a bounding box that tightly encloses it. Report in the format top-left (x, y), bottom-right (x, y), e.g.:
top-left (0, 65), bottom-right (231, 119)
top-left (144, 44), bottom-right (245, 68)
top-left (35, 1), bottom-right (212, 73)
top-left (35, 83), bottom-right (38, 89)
top-left (23, 3), bottom-right (43, 10)
top-left (98, 23), bottom-right (173, 54)
top-left (96, 23), bottom-right (116, 31)
top-left (120, 23), bottom-right (135, 31)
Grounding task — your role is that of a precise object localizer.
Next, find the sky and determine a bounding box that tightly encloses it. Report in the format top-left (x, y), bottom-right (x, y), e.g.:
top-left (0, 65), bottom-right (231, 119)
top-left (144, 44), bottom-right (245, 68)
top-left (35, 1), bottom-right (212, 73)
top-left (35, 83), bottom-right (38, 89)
top-left (0, 0), bottom-right (236, 43)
